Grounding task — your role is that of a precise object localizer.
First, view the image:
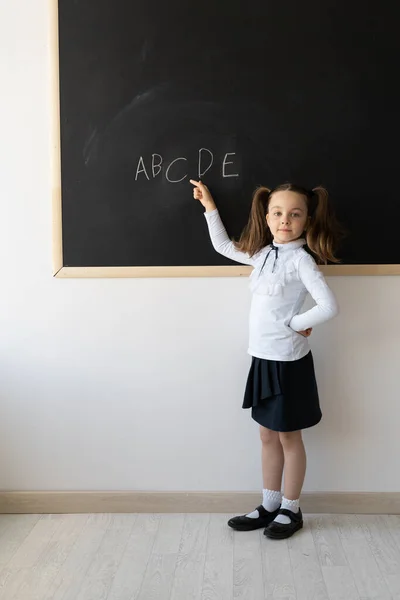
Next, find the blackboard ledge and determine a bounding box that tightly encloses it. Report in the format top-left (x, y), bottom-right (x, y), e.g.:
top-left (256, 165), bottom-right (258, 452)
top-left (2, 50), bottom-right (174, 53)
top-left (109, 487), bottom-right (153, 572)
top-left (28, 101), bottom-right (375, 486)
top-left (53, 264), bottom-right (400, 278)
top-left (54, 265), bottom-right (251, 278)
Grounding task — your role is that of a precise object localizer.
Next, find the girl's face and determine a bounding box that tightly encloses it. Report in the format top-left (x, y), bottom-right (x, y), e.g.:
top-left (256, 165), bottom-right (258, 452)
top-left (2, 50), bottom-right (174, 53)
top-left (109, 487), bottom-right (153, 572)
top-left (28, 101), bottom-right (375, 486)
top-left (266, 191), bottom-right (309, 244)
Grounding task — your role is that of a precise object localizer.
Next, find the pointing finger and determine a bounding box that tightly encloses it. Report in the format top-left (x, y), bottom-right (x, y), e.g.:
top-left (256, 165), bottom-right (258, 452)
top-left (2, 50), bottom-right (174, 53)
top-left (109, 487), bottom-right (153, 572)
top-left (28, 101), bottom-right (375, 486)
top-left (189, 179), bottom-right (204, 189)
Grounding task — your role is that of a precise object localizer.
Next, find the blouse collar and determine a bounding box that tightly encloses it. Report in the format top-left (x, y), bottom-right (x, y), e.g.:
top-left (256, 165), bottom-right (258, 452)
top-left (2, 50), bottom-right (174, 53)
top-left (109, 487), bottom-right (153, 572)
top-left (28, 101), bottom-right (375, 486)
top-left (271, 238), bottom-right (306, 251)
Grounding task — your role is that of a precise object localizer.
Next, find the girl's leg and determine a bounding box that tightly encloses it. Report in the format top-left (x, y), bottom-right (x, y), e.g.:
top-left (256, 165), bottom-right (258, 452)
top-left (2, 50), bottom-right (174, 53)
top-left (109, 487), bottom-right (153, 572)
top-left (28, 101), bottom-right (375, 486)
top-left (260, 426), bottom-right (284, 491)
top-left (227, 426), bottom-right (283, 530)
top-left (244, 427), bottom-right (283, 517)
top-left (279, 430), bottom-right (306, 500)
top-left (267, 430), bottom-right (305, 528)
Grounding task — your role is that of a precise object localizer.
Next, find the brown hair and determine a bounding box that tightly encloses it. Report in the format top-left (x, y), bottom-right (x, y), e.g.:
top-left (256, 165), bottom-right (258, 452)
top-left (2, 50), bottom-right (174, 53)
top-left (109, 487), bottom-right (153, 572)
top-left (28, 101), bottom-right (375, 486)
top-left (234, 183), bottom-right (342, 264)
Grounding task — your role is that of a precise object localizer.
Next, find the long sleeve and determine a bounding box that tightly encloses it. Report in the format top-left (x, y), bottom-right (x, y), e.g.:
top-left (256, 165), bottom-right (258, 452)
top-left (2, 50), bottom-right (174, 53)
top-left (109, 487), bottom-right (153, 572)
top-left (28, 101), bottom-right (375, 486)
top-left (289, 254), bottom-right (339, 331)
top-left (204, 209), bottom-right (256, 266)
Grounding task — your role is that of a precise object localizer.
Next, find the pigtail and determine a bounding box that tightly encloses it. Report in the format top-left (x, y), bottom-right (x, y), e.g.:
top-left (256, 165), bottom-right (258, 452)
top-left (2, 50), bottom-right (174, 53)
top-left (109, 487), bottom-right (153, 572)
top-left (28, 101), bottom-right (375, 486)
top-left (306, 186), bottom-right (342, 264)
top-left (234, 186), bottom-right (273, 256)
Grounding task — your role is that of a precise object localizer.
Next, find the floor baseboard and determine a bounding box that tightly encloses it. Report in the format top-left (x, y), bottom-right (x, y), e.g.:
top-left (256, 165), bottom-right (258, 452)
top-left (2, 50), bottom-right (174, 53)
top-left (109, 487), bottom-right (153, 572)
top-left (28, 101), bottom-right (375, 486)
top-left (0, 491), bottom-right (399, 514)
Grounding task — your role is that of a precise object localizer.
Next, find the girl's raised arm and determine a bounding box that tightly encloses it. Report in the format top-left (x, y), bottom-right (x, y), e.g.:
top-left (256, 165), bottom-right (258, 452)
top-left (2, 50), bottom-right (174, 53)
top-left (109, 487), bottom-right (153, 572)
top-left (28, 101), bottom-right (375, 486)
top-left (190, 180), bottom-right (258, 266)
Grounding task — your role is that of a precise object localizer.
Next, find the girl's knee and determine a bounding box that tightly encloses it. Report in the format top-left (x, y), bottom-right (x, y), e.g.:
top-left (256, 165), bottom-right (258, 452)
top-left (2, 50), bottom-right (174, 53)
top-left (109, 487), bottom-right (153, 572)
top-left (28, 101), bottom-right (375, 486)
top-left (259, 427), bottom-right (280, 445)
top-left (279, 430), bottom-right (303, 448)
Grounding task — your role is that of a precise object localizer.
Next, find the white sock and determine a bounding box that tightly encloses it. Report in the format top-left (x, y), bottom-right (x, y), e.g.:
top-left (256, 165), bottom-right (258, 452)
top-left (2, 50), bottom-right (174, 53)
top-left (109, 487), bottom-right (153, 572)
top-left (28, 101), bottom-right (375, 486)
top-left (246, 489), bottom-right (282, 519)
top-left (274, 496), bottom-right (300, 525)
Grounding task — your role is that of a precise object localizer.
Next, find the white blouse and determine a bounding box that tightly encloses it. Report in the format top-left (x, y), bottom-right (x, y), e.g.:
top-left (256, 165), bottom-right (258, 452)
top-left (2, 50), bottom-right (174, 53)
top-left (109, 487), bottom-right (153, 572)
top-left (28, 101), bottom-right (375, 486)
top-left (204, 209), bottom-right (339, 361)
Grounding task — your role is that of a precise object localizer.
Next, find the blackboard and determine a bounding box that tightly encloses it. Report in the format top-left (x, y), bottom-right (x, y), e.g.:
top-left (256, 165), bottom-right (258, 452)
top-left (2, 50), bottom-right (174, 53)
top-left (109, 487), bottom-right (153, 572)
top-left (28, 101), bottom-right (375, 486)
top-left (52, 0), bottom-right (400, 277)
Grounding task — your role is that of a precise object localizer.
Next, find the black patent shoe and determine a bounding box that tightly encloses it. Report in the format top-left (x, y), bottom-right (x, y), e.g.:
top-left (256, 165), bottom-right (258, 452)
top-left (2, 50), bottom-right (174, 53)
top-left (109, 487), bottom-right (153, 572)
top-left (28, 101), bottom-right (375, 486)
top-left (263, 508), bottom-right (303, 539)
top-left (227, 505), bottom-right (280, 531)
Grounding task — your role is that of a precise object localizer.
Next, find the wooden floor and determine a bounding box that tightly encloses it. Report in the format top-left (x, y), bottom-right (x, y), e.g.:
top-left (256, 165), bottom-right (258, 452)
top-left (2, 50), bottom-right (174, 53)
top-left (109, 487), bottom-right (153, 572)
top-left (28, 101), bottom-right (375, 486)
top-left (0, 513), bottom-right (399, 599)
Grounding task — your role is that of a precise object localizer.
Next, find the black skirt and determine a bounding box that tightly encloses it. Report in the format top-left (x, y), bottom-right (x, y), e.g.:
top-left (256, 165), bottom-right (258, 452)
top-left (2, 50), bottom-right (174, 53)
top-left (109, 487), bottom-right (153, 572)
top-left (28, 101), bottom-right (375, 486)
top-left (243, 351), bottom-right (321, 432)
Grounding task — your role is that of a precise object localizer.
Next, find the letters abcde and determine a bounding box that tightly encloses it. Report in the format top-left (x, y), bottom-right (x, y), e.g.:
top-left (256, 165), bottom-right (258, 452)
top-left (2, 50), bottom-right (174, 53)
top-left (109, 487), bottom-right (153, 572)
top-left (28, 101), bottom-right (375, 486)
top-left (134, 148), bottom-right (239, 182)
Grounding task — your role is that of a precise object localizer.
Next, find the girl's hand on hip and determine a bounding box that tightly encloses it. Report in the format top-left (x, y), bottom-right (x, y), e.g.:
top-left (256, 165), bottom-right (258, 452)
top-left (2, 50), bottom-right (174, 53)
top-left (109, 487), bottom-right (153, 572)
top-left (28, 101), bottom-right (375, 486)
top-left (298, 328), bottom-right (312, 337)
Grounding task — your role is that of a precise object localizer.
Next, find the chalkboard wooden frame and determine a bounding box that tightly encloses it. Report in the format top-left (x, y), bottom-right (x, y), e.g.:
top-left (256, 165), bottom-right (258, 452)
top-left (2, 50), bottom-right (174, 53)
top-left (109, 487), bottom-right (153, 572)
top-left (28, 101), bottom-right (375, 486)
top-left (51, 0), bottom-right (400, 278)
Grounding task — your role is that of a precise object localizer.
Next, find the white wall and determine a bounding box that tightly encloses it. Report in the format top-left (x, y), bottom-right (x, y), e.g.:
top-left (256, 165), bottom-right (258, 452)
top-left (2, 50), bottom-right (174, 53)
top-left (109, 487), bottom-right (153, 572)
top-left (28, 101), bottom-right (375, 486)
top-left (0, 0), bottom-right (399, 493)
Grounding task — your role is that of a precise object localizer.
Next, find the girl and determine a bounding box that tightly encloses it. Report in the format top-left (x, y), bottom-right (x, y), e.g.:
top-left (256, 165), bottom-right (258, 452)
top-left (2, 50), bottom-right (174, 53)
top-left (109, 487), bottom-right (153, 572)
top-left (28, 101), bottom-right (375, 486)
top-left (190, 180), bottom-right (341, 540)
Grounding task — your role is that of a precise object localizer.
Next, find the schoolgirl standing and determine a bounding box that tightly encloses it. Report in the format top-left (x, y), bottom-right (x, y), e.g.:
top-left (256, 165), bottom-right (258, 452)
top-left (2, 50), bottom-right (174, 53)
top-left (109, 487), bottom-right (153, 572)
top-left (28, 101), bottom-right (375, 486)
top-left (190, 180), bottom-right (340, 539)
